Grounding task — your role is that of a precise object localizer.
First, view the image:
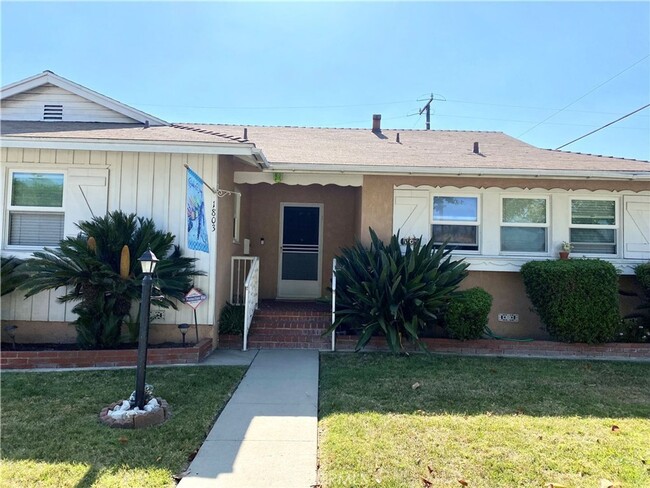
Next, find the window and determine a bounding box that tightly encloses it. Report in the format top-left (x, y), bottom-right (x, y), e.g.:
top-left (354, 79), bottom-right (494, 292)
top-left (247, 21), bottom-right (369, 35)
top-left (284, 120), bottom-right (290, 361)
top-left (501, 197), bottom-right (548, 253)
top-left (432, 196), bottom-right (479, 251)
top-left (8, 171), bottom-right (64, 246)
top-left (570, 199), bottom-right (617, 254)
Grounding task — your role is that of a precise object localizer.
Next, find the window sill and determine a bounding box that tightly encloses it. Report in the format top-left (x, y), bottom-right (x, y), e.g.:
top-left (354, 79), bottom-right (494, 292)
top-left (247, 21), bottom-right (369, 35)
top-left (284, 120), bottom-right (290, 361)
top-left (460, 255), bottom-right (641, 275)
top-left (1, 246), bottom-right (56, 259)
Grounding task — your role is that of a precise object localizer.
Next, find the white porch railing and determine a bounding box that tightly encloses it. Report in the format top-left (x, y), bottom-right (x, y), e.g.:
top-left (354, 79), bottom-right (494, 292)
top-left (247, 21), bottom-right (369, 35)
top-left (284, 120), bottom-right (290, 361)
top-left (242, 256), bottom-right (260, 351)
top-left (231, 256), bottom-right (255, 305)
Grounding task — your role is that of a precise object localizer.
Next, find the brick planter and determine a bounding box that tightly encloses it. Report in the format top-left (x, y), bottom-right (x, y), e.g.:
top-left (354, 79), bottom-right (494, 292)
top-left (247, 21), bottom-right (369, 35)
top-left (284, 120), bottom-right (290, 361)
top-left (1, 338), bottom-right (213, 370)
top-left (218, 334), bottom-right (243, 350)
top-left (334, 336), bottom-right (650, 361)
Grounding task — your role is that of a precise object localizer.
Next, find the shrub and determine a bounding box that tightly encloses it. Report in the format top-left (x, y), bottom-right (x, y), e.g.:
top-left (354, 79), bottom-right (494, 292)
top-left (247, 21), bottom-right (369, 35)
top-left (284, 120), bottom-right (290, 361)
top-left (635, 262), bottom-right (650, 289)
top-left (22, 211), bottom-right (204, 349)
top-left (219, 303), bottom-right (245, 335)
top-left (326, 228), bottom-right (469, 352)
top-left (443, 287), bottom-right (493, 340)
top-left (520, 259), bottom-right (619, 343)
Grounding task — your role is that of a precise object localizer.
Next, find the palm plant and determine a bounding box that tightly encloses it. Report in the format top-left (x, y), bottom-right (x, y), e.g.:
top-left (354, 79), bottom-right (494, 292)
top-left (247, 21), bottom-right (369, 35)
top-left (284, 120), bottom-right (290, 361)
top-left (21, 211), bottom-right (204, 349)
top-left (325, 228), bottom-right (469, 353)
top-left (1, 256), bottom-right (27, 297)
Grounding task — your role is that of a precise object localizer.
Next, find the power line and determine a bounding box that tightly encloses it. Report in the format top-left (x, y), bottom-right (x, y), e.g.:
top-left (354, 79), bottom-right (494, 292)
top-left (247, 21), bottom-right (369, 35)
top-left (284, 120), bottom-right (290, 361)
top-left (432, 111), bottom-right (648, 129)
top-left (444, 98), bottom-right (648, 117)
top-left (133, 99), bottom-right (416, 111)
top-left (518, 54), bottom-right (650, 137)
top-left (555, 103), bottom-right (650, 150)
top-left (134, 96), bottom-right (649, 119)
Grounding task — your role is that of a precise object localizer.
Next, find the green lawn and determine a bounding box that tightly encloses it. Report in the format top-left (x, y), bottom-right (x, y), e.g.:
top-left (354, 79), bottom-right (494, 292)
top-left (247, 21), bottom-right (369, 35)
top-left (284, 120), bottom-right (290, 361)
top-left (1, 366), bottom-right (246, 488)
top-left (319, 353), bottom-right (650, 488)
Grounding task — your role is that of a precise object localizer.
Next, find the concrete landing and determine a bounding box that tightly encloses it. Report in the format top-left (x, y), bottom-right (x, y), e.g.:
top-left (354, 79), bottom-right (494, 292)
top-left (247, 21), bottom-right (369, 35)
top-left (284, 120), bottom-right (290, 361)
top-left (178, 349), bottom-right (319, 488)
top-left (200, 349), bottom-right (259, 366)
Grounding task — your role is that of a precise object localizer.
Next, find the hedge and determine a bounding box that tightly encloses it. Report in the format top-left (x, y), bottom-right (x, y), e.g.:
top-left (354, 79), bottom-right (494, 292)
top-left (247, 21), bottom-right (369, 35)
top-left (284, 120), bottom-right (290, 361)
top-left (520, 259), bottom-right (619, 343)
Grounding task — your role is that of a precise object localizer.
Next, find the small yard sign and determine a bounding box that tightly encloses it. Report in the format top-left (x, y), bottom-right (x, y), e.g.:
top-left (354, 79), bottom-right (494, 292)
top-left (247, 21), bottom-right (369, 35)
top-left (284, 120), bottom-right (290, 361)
top-left (184, 287), bottom-right (207, 310)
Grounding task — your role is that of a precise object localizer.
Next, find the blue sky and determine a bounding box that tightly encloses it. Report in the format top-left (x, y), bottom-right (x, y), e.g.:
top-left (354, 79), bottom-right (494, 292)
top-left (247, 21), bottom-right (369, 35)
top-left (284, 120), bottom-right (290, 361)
top-left (2, 1), bottom-right (649, 161)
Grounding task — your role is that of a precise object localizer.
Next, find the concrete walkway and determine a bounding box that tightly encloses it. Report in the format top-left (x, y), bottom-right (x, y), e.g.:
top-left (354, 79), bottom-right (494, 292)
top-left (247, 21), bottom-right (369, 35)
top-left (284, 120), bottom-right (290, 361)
top-left (178, 349), bottom-right (319, 488)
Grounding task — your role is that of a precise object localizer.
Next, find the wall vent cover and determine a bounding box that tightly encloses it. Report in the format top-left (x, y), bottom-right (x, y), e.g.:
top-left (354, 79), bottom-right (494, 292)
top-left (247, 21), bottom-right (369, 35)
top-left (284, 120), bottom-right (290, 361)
top-left (43, 104), bottom-right (63, 120)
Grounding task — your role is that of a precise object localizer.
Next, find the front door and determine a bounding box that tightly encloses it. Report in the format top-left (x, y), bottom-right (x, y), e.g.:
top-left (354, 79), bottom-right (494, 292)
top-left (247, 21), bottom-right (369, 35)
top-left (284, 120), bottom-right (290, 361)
top-left (278, 203), bottom-right (323, 298)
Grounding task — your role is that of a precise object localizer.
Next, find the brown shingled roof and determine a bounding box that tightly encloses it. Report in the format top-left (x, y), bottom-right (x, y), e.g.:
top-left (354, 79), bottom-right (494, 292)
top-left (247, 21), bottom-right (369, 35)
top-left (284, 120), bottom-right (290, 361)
top-left (3, 120), bottom-right (648, 176)
top-left (0, 121), bottom-right (250, 145)
top-left (182, 123), bottom-right (650, 174)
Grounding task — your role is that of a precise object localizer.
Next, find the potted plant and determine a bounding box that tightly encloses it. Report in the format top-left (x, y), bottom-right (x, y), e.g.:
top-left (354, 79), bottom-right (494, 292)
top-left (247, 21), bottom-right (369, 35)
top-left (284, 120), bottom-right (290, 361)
top-left (559, 241), bottom-right (573, 260)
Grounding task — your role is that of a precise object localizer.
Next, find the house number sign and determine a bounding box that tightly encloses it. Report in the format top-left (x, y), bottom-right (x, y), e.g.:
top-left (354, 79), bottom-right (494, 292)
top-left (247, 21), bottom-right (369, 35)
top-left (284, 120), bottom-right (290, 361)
top-left (211, 200), bottom-right (217, 232)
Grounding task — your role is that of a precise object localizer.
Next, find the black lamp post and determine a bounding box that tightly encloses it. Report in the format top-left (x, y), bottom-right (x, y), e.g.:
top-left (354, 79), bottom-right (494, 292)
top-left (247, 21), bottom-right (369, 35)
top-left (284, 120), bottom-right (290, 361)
top-left (135, 247), bottom-right (158, 410)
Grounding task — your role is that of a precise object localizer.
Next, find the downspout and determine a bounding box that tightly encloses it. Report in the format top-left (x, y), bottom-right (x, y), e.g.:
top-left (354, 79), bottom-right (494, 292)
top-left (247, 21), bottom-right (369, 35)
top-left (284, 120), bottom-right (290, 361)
top-left (208, 157), bottom-right (220, 349)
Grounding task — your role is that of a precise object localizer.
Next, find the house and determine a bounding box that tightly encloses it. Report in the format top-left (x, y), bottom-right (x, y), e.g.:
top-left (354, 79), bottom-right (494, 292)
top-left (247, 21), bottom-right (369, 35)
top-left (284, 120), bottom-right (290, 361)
top-left (2, 71), bottom-right (649, 347)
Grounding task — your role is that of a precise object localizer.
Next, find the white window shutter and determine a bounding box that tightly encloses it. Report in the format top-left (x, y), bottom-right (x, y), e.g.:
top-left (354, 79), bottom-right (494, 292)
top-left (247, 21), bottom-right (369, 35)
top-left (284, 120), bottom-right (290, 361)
top-left (393, 190), bottom-right (430, 246)
top-left (64, 168), bottom-right (109, 237)
top-left (623, 195), bottom-right (650, 259)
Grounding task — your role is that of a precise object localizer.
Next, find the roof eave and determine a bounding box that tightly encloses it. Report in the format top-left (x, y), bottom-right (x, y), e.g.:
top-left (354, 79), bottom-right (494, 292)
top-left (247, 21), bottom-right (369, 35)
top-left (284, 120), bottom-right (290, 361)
top-left (0, 135), bottom-right (262, 158)
top-left (265, 163), bottom-right (650, 181)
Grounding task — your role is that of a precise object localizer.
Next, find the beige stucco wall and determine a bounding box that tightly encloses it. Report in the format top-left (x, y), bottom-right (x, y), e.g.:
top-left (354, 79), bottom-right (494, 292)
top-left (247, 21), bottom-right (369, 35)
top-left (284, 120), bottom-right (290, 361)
top-left (359, 174), bottom-right (650, 244)
top-left (243, 183), bottom-right (359, 299)
top-left (357, 174), bottom-right (649, 337)
top-left (458, 273), bottom-right (644, 339)
top-left (461, 271), bottom-right (547, 339)
top-left (214, 156), bottom-right (251, 342)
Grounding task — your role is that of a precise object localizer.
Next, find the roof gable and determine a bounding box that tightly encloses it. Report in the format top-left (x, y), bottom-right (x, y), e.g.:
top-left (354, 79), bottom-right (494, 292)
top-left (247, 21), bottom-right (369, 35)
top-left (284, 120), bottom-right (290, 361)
top-left (1, 71), bottom-right (166, 126)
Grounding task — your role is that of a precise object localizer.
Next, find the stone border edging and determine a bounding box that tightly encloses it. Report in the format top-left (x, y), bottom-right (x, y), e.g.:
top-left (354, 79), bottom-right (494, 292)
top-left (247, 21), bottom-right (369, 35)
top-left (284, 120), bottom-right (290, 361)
top-left (217, 333), bottom-right (650, 360)
top-left (335, 336), bottom-right (650, 360)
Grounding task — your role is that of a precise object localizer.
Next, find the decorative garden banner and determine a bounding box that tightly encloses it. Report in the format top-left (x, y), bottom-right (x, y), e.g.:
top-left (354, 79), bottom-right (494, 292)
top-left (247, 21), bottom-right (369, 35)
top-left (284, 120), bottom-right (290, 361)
top-left (186, 167), bottom-right (209, 253)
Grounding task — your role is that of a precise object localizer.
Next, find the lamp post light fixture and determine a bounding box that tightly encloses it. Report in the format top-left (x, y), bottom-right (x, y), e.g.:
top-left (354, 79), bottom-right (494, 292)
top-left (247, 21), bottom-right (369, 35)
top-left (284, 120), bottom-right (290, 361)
top-left (135, 247), bottom-right (159, 410)
top-left (3, 325), bottom-right (18, 349)
top-left (178, 323), bottom-right (190, 347)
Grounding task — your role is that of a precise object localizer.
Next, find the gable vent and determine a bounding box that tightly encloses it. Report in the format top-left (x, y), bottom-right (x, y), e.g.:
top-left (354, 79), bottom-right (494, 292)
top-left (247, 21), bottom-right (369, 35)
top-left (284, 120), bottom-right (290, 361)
top-left (43, 104), bottom-right (63, 120)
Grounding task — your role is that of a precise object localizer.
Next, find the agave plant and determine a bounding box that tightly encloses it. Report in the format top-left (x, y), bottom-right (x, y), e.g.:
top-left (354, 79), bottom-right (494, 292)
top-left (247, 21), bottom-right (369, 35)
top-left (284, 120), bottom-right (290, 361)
top-left (325, 228), bottom-right (469, 353)
top-left (21, 211), bottom-right (204, 349)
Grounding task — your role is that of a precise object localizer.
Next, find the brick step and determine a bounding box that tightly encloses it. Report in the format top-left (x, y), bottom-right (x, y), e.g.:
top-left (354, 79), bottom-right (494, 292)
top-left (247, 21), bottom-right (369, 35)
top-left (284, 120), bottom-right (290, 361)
top-left (249, 328), bottom-right (327, 336)
top-left (246, 336), bottom-right (332, 349)
top-left (250, 321), bottom-right (329, 330)
top-left (225, 300), bottom-right (333, 350)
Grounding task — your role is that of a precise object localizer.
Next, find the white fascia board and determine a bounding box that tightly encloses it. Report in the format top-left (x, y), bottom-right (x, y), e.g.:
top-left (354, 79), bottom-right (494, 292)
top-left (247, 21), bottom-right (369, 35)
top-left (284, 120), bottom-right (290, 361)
top-left (0, 136), bottom-right (258, 156)
top-left (1, 71), bottom-right (167, 126)
top-left (268, 163), bottom-right (650, 181)
top-left (1, 73), bottom-right (46, 97)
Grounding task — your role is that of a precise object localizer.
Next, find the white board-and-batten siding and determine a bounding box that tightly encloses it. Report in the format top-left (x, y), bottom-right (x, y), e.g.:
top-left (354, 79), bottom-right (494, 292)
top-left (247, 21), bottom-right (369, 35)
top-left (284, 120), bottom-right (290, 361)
top-left (1, 147), bottom-right (219, 328)
top-left (1, 84), bottom-right (137, 123)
